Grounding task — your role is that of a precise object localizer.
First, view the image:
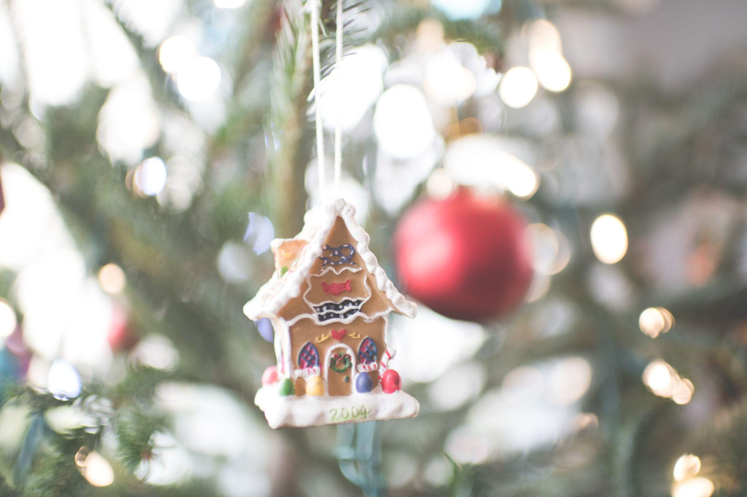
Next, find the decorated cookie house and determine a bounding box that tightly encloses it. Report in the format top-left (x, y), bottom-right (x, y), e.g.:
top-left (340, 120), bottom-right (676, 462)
top-left (245, 200), bottom-right (419, 427)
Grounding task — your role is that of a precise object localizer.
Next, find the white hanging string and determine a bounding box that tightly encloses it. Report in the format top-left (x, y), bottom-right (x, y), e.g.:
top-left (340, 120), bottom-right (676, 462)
top-left (333, 0), bottom-right (343, 196)
top-left (309, 0), bottom-right (326, 200)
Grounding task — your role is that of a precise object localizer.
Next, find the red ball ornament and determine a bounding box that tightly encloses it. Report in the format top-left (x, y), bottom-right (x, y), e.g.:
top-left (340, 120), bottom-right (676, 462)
top-left (108, 305), bottom-right (138, 352)
top-left (381, 369), bottom-right (402, 394)
top-left (394, 189), bottom-right (533, 322)
top-left (261, 366), bottom-right (279, 386)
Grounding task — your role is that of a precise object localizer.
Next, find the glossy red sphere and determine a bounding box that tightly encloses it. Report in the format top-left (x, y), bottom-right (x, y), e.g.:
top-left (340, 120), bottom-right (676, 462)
top-left (381, 369), bottom-right (402, 394)
top-left (261, 366), bottom-right (279, 386)
top-left (394, 189), bottom-right (533, 322)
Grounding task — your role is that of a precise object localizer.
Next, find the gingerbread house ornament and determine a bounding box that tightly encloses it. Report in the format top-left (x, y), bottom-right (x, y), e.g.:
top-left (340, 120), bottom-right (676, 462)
top-left (245, 199), bottom-right (419, 428)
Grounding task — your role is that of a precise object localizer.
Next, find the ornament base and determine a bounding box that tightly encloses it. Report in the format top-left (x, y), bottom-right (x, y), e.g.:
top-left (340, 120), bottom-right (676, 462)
top-left (255, 386), bottom-right (419, 429)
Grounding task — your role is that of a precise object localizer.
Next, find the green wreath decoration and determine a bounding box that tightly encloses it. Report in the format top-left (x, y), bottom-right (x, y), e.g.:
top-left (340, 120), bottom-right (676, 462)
top-left (329, 353), bottom-right (352, 373)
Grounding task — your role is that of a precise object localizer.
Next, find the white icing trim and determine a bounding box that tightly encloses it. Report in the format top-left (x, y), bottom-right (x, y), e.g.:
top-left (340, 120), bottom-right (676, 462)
top-left (293, 366), bottom-right (321, 379)
top-left (243, 199), bottom-right (417, 320)
top-left (320, 265), bottom-right (363, 277)
top-left (357, 363), bottom-right (378, 373)
top-left (302, 268), bottom-right (372, 311)
top-left (281, 320), bottom-right (292, 377)
top-left (255, 387), bottom-right (419, 428)
top-left (282, 305), bottom-right (378, 328)
top-left (323, 343), bottom-right (356, 382)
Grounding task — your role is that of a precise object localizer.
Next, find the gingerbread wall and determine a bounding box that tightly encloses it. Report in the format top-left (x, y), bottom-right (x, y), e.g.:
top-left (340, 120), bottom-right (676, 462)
top-left (277, 216), bottom-right (396, 322)
top-left (290, 316), bottom-right (385, 395)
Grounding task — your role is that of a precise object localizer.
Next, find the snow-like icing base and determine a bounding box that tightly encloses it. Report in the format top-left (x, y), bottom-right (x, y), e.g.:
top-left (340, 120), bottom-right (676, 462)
top-left (255, 385), bottom-right (420, 429)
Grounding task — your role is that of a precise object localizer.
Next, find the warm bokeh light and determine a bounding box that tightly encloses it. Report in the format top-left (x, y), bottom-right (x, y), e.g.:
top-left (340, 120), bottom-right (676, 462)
top-left (643, 359), bottom-right (694, 404)
top-left (98, 263), bottom-right (126, 294)
top-left (0, 299), bottom-right (17, 338)
top-left (674, 454), bottom-right (702, 482)
top-left (526, 19), bottom-right (562, 52)
top-left (176, 56), bottom-right (221, 102)
top-left (671, 477), bottom-right (714, 497)
top-left (134, 157), bottom-right (168, 197)
top-left (672, 378), bottom-right (694, 405)
top-left (158, 36), bottom-right (196, 75)
top-left (505, 158), bottom-right (539, 199)
top-left (423, 52), bottom-right (477, 103)
top-left (639, 307), bottom-right (674, 338)
top-left (373, 85), bottom-right (436, 159)
top-left (530, 49), bottom-right (572, 92)
top-left (499, 67), bottom-right (538, 109)
top-left (80, 451), bottom-right (115, 487)
top-left (590, 214), bottom-right (628, 264)
top-left (643, 359), bottom-right (676, 397)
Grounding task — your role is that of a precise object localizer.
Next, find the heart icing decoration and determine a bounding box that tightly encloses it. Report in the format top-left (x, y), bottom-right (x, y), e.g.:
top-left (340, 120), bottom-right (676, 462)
top-left (330, 329), bottom-right (347, 341)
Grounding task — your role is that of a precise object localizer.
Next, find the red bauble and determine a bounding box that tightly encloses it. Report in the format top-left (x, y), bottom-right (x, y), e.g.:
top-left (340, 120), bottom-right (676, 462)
top-left (394, 189), bottom-right (533, 322)
top-left (261, 366), bottom-right (279, 386)
top-left (108, 305), bottom-right (138, 352)
top-left (381, 369), bottom-right (402, 394)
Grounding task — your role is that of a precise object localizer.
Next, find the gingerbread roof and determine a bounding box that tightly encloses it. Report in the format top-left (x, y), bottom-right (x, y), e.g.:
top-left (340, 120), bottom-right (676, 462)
top-left (243, 199), bottom-right (417, 321)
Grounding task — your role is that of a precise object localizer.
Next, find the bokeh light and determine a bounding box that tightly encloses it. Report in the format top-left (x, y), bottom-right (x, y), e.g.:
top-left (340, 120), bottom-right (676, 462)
top-left (499, 67), bottom-right (538, 109)
top-left (176, 57), bottom-right (221, 102)
top-left (158, 36), bottom-right (196, 75)
top-left (48, 359), bottom-right (82, 400)
top-left (643, 359), bottom-right (676, 397)
top-left (423, 51), bottom-right (477, 103)
top-left (548, 357), bottom-right (592, 406)
top-left (373, 85), bottom-right (436, 159)
top-left (526, 19), bottom-right (562, 52)
top-left (244, 213), bottom-right (275, 255)
top-left (319, 45), bottom-right (387, 132)
top-left (527, 224), bottom-right (571, 275)
top-left (672, 378), bottom-right (694, 405)
top-left (590, 214), bottom-right (628, 264)
top-left (530, 49), bottom-right (572, 92)
top-left (639, 307), bottom-right (674, 338)
top-left (643, 359), bottom-right (694, 404)
top-left (79, 451), bottom-right (115, 487)
top-left (674, 454), bottom-right (702, 482)
top-left (0, 299), bottom-right (17, 338)
top-left (98, 263), bottom-right (126, 294)
top-left (426, 169), bottom-right (456, 200)
top-left (671, 477), bottom-right (714, 497)
top-left (134, 157), bottom-right (168, 197)
top-left (505, 158), bottom-right (539, 199)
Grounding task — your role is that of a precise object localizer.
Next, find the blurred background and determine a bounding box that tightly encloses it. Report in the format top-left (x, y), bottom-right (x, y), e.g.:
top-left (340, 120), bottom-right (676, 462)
top-left (1, 0), bottom-right (747, 496)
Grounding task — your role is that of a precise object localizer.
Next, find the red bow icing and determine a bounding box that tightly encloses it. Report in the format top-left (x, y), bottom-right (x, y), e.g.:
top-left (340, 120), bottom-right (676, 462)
top-left (322, 279), bottom-right (352, 296)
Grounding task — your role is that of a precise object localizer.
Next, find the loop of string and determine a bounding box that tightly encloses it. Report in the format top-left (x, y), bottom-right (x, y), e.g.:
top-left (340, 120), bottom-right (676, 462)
top-left (309, 0), bottom-right (343, 201)
top-left (309, 0), bottom-right (326, 200)
top-left (333, 0), bottom-right (342, 196)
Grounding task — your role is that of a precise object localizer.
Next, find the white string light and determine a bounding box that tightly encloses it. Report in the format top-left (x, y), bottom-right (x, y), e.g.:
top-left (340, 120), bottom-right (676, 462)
top-left (334, 0), bottom-right (343, 196)
top-left (309, 0), bottom-right (326, 200)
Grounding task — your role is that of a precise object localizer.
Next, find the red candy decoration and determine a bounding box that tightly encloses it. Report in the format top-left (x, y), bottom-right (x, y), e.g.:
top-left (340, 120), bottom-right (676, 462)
top-left (394, 189), bottom-right (533, 322)
top-left (322, 279), bottom-right (352, 296)
top-left (330, 329), bottom-right (346, 341)
top-left (381, 369), bottom-right (402, 394)
top-left (261, 366), bottom-right (279, 386)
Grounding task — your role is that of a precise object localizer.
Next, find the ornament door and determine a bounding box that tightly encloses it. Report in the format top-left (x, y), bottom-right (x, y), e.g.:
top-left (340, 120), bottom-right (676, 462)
top-left (327, 348), bottom-right (354, 396)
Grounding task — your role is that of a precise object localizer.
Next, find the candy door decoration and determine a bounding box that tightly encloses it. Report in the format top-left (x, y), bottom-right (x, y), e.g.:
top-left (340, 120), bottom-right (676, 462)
top-left (328, 349), bottom-right (353, 396)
